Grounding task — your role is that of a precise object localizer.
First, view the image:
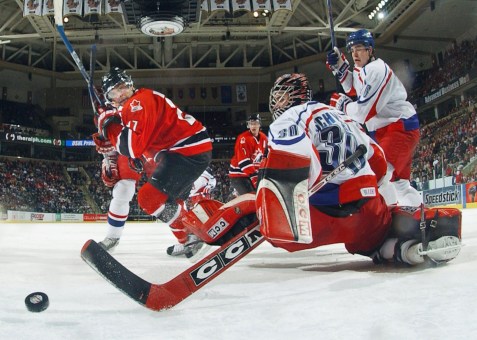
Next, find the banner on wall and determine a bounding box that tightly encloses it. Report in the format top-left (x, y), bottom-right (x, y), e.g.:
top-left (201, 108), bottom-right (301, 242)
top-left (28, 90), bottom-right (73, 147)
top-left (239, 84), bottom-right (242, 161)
top-left (42, 0), bottom-right (55, 15)
top-left (84, 0), bottom-right (102, 15)
top-left (221, 86), bottom-right (232, 104)
top-left (272, 0), bottom-right (292, 11)
top-left (423, 185), bottom-right (462, 206)
top-left (231, 0), bottom-right (251, 12)
top-left (104, 0), bottom-right (123, 13)
top-left (251, 0), bottom-right (271, 11)
top-left (0, 132), bottom-right (64, 146)
top-left (236, 84), bottom-right (247, 102)
top-left (24, 0), bottom-right (43, 16)
top-left (63, 0), bottom-right (83, 16)
top-left (210, 0), bottom-right (230, 12)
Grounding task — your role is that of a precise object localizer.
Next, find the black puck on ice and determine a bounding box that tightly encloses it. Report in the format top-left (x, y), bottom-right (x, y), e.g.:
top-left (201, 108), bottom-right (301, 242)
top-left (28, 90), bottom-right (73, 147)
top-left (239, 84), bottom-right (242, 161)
top-left (25, 292), bottom-right (49, 312)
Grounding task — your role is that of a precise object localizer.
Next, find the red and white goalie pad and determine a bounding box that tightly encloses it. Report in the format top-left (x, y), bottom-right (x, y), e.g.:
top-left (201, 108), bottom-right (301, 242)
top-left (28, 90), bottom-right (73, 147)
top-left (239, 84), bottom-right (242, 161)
top-left (256, 149), bottom-right (312, 244)
top-left (182, 194), bottom-right (257, 245)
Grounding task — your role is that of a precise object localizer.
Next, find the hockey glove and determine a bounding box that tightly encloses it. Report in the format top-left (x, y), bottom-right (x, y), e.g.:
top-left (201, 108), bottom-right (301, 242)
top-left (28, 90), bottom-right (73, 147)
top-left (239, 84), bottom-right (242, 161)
top-left (101, 154), bottom-right (120, 187)
top-left (92, 132), bottom-right (116, 155)
top-left (326, 47), bottom-right (350, 81)
top-left (330, 92), bottom-right (352, 113)
top-left (96, 106), bottom-right (122, 140)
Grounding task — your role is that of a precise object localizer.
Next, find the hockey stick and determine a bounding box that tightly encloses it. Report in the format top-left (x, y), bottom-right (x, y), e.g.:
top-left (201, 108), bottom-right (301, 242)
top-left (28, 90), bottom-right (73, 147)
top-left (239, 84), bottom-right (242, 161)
top-left (54, 0), bottom-right (102, 104)
top-left (80, 145), bottom-right (367, 311)
top-left (326, 0), bottom-right (343, 92)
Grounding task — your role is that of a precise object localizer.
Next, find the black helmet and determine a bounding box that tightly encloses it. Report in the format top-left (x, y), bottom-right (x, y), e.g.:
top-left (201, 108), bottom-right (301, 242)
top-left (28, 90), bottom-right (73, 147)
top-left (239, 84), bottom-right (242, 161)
top-left (101, 67), bottom-right (133, 101)
top-left (247, 113), bottom-right (261, 122)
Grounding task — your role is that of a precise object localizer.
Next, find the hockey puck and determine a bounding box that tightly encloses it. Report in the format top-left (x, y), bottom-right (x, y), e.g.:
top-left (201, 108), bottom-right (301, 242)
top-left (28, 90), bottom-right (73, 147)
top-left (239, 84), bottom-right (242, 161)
top-left (25, 292), bottom-right (49, 313)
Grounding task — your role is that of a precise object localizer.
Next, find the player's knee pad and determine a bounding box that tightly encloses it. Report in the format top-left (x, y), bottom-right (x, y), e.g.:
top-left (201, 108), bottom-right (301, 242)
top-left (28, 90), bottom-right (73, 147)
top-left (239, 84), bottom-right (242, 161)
top-left (256, 149), bottom-right (312, 244)
top-left (183, 194), bottom-right (257, 245)
top-left (137, 182), bottom-right (169, 216)
top-left (389, 206), bottom-right (462, 242)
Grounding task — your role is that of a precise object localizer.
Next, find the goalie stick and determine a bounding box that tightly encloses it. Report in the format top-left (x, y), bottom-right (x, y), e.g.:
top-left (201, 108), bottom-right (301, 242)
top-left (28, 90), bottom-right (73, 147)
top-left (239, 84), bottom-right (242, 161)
top-left (80, 145), bottom-right (367, 311)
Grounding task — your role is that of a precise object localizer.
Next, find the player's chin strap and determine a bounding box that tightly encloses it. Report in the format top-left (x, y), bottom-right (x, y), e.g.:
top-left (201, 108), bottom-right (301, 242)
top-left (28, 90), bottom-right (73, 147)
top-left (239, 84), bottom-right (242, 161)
top-left (257, 144), bottom-right (367, 245)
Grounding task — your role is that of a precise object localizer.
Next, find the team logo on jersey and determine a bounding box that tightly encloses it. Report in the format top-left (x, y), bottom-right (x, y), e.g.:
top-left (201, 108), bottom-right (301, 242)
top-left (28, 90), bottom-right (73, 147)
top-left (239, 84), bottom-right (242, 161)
top-left (130, 99), bottom-right (143, 112)
top-left (362, 84), bottom-right (371, 98)
top-left (240, 136), bottom-right (246, 144)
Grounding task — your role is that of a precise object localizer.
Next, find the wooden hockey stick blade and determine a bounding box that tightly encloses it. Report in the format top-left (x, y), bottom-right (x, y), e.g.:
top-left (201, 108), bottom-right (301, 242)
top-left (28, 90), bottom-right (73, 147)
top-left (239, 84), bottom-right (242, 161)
top-left (81, 221), bottom-right (263, 311)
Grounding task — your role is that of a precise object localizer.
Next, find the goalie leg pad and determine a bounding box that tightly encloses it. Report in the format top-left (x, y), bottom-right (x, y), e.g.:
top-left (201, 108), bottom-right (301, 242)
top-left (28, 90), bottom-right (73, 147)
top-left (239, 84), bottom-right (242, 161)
top-left (256, 149), bottom-right (312, 244)
top-left (183, 194), bottom-right (257, 245)
top-left (389, 206), bottom-right (462, 242)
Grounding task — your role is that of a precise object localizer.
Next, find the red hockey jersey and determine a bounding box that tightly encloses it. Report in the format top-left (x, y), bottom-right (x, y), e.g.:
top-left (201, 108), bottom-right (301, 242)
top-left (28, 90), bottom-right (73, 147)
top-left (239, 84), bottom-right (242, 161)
top-left (229, 130), bottom-right (268, 178)
top-left (109, 88), bottom-right (212, 161)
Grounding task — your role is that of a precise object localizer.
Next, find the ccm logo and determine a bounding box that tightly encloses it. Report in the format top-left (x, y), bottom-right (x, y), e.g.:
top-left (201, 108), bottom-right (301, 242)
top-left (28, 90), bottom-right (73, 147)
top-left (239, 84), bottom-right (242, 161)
top-left (207, 218), bottom-right (229, 239)
top-left (295, 192), bottom-right (311, 237)
top-left (190, 228), bottom-right (262, 286)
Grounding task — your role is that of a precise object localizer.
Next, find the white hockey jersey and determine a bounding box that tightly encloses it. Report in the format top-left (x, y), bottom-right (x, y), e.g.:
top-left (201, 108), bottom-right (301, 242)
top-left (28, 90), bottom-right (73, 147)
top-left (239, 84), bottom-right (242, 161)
top-left (189, 168), bottom-right (216, 198)
top-left (340, 58), bottom-right (418, 132)
top-left (268, 102), bottom-right (379, 206)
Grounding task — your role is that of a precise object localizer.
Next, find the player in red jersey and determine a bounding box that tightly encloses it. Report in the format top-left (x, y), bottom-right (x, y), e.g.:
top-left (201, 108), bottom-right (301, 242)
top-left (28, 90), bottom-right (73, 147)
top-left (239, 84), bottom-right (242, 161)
top-left (95, 67), bottom-right (213, 258)
top-left (228, 113), bottom-right (268, 195)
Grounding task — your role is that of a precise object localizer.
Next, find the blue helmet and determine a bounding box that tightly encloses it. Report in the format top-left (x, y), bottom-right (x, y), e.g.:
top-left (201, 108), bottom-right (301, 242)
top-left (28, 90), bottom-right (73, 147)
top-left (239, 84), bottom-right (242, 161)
top-left (346, 29), bottom-right (374, 52)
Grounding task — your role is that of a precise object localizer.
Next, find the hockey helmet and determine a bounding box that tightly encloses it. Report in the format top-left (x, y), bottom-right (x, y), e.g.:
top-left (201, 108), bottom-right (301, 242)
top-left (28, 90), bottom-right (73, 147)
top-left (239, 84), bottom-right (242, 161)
top-left (269, 73), bottom-right (312, 120)
top-left (101, 67), bottom-right (134, 101)
top-left (346, 29), bottom-right (375, 52)
top-left (247, 113), bottom-right (261, 122)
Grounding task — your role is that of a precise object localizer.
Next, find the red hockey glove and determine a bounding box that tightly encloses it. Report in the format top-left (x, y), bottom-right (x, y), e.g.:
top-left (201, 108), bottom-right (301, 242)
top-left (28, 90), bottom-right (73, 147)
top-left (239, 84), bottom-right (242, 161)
top-left (101, 155), bottom-right (120, 187)
top-left (330, 92), bottom-right (352, 113)
top-left (96, 106), bottom-right (122, 139)
top-left (92, 132), bottom-right (116, 155)
top-left (326, 47), bottom-right (350, 81)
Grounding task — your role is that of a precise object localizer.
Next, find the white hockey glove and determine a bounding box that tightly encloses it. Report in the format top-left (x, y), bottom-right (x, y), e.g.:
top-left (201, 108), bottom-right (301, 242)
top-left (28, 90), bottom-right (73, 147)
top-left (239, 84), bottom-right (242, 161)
top-left (330, 92), bottom-right (352, 112)
top-left (326, 47), bottom-right (350, 81)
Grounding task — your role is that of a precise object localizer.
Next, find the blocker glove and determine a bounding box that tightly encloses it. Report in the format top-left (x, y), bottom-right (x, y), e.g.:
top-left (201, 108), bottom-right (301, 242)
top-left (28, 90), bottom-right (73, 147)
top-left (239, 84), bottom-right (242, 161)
top-left (329, 92), bottom-right (352, 113)
top-left (326, 47), bottom-right (350, 81)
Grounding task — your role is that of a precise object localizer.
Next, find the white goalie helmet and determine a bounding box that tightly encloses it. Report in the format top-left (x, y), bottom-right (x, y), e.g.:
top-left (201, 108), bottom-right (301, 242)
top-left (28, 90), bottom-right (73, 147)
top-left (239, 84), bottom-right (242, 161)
top-left (269, 73), bottom-right (313, 120)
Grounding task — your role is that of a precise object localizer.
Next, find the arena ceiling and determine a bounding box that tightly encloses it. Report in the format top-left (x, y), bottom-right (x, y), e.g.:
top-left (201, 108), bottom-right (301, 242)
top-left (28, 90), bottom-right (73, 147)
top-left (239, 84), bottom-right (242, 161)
top-left (0, 0), bottom-right (475, 78)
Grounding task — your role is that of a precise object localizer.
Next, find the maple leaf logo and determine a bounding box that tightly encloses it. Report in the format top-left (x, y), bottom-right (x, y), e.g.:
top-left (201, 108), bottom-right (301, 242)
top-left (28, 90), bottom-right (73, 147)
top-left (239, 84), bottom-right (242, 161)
top-left (130, 99), bottom-right (143, 112)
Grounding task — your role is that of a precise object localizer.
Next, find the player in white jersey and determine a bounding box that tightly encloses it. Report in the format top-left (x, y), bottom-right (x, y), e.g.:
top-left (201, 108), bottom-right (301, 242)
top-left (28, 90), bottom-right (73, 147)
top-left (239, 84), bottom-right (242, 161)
top-left (255, 73), bottom-right (461, 265)
top-left (188, 166), bottom-right (216, 208)
top-left (326, 29), bottom-right (421, 206)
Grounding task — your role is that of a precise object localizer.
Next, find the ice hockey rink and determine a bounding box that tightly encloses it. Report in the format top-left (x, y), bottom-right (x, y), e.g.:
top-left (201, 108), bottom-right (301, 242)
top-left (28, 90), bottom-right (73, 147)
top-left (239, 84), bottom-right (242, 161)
top-left (1, 209), bottom-right (476, 340)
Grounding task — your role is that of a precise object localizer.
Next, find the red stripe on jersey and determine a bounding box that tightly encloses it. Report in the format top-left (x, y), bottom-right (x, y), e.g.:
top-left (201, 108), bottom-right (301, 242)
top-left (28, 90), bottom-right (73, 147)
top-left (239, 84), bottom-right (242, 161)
top-left (364, 68), bottom-right (393, 122)
top-left (305, 106), bottom-right (328, 136)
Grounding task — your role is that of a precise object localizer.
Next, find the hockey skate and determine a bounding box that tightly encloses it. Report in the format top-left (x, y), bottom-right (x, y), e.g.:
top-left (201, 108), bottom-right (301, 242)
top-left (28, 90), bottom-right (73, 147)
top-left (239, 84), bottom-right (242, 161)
top-left (98, 237), bottom-right (120, 252)
top-left (167, 234), bottom-right (204, 259)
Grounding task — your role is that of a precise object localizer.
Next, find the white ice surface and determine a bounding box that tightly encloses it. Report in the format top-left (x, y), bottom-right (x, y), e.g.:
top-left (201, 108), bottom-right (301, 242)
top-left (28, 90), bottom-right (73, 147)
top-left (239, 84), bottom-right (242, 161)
top-left (1, 209), bottom-right (476, 340)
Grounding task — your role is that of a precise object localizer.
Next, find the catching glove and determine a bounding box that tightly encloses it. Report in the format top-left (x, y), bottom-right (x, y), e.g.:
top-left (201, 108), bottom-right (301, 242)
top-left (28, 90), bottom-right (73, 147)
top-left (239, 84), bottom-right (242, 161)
top-left (101, 155), bottom-right (120, 188)
top-left (329, 92), bottom-right (352, 112)
top-left (326, 47), bottom-right (350, 81)
top-left (96, 106), bottom-right (122, 139)
top-left (92, 132), bottom-right (116, 155)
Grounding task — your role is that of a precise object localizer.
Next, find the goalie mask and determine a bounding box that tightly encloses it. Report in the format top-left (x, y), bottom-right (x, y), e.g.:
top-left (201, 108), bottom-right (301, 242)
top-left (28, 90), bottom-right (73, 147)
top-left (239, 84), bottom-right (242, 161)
top-left (346, 29), bottom-right (375, 52)
top-left (101, 67), bottom-right (134, 103)
top-left (269, 73), bottom-right (312, 120)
